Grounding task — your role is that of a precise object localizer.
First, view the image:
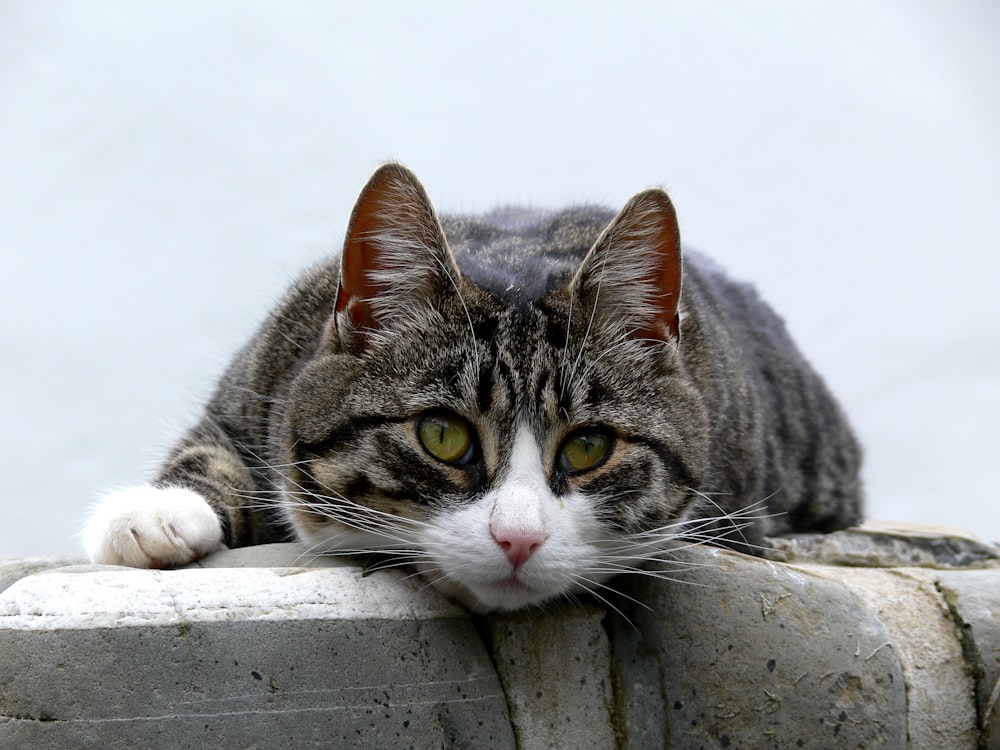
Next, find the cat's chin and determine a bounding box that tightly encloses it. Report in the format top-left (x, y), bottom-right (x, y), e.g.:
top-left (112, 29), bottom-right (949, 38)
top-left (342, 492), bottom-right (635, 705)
top-left (442, 580), bottom-right (552, 613)
top-left (416, 567), bottom-right (565, 613)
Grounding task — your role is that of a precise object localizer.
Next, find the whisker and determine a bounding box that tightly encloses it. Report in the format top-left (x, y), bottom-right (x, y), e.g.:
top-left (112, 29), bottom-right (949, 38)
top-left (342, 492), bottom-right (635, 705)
top-left (204, 411), bottom-right (786, 616)
top-left (567, 572), bottom-right (648, 625)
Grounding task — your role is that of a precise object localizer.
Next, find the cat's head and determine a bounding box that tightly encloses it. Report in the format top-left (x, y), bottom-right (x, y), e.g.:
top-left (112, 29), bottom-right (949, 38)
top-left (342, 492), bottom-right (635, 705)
top-left (281, 163), bottom-right (710, 611)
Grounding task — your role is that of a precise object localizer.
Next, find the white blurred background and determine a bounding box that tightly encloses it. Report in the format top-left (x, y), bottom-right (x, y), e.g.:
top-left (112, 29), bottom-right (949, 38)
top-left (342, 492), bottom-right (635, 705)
top-left (1, 1), bottom-right (998, 557)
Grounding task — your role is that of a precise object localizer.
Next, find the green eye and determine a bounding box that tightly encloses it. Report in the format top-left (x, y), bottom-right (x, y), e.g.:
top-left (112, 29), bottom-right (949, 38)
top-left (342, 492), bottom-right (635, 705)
top-left (560, 428), bottom-right (613, 474)
top-left (417, 412), bottom-right (474, 465)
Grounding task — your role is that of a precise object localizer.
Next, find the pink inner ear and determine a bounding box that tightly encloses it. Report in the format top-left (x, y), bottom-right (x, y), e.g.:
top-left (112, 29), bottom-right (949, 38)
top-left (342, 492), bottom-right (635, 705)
top-left (645, 215), bottom-right (682, 341)
top-left (334, 170), bottom-right (398, 334)
top-left (335, 211), bottom-right (387, 335)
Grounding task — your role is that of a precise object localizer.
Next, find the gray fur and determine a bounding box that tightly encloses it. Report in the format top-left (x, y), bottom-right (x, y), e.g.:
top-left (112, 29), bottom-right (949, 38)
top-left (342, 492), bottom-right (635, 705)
top-left (154, 163), bottom-right (862, 577)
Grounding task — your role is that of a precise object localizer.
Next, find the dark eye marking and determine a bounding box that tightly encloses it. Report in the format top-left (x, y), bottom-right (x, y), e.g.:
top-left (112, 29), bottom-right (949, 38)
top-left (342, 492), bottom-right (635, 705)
top-left (477, 367), bottom-right (494, 414)
top-left (630, 434), bottom-right (697, 488)
top-left (297, 415), bottom-right (407, 456)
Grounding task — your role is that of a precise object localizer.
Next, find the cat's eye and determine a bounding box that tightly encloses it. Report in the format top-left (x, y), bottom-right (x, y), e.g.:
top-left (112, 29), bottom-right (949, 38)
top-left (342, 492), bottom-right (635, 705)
top-left (559, 428), bottom-right (613, 474)
top-left (417, 412), bottom-right (475, 465)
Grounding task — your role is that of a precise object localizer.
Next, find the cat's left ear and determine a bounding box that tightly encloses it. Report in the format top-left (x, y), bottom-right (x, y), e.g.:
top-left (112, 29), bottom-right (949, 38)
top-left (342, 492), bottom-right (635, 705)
top-left (570, 188), bottom-right (682, 343)
top-left (331, 163), bottom-right (461, 350)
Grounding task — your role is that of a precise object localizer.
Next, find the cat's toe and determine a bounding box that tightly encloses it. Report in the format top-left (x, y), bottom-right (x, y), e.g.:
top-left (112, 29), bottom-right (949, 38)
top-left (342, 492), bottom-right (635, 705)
top-left (82, 485), bottom-right (224, 568)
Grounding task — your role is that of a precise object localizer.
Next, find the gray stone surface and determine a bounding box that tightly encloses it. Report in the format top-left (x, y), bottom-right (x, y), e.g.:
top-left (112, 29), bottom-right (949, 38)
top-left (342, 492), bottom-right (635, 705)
top-left (821, 567), bottom-right (979, 749)
top-left (0, 563), bottom-right (513, 749)
top-left (937, 569), bottom-right (1000, 749)
top-left (0, 555), bottom-right (85, 595)
top-left (2, 530), bottom-right (999, 748)
top-left (181, 543), bottom-right (356, 570)
top-left (609, 547), bottom-right (908, 749)
top-left (765, 521), bottom-right (1000, 569)
top-left (479, 603), bottom-right (618, 750)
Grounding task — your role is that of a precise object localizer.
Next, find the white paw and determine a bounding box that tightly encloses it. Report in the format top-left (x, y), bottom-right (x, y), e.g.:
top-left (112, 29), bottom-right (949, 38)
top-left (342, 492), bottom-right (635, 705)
top-left (82, 486), bottom-right (225, 568)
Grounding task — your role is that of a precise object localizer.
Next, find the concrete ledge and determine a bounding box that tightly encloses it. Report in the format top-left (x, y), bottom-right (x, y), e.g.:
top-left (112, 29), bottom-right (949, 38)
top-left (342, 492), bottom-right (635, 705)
top-left (2, 525), bottom-right (998, 749)
top-left (0, 562), bottom-right (513, 748)
top-left (611, 550), bottom-right (908, 748)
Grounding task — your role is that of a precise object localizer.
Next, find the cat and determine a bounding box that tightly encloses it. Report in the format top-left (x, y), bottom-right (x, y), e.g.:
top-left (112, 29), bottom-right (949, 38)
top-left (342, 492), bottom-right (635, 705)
top-left (82, 162), bottom-right (863, 612)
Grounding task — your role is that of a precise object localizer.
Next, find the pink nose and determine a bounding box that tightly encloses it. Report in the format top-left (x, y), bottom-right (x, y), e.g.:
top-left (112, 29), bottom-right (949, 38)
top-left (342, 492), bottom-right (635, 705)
top-left (491, 528), bottom-right (546, 569)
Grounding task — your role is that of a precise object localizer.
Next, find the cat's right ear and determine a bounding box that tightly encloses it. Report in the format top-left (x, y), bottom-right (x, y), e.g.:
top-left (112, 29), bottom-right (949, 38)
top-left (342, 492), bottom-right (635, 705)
top-left (570, 187), bottom-right (683, 344)
top-left (328, 163), bottom-right (460, 352)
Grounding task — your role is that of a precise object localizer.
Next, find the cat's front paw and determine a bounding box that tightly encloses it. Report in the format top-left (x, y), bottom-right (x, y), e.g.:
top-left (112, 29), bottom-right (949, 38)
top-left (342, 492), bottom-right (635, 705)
top-left (82, 486), bottom-right (225, 568)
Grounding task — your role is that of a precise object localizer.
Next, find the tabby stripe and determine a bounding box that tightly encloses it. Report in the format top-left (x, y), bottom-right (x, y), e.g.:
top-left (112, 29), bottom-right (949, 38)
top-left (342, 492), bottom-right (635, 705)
top-left (477, 366), bottom-right (494, 414)
top-left (533, 370), bottom-right (550, 408)
top-left (629, 434), bottom-right (698, 489)
top-left (472, 315), bottom-right (500, 341)
top-left (297, 414), bottom-right (407, 456)
top-left (544, 317), bottom-right (568, 349)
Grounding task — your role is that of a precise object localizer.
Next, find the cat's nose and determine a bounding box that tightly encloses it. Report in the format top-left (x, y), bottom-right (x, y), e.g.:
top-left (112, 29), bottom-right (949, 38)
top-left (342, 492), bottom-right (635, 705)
top-left (491, 528), bottom-right (545, 569)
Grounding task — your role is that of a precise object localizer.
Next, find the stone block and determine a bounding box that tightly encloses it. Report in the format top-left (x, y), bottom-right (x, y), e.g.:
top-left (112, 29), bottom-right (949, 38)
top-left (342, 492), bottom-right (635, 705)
top-left (0, 555), bottom-right (84, 595)
top-left (608, 546), bottom-right (908, 749)
top-left (2, 532), bottom-right (999, 748)
top-left (816, 567), bottom-right (979, 749)
top-left (0, 561), bottom-right (514, 749)
top-left (766, 521), bottom-right (1000, 569)
top-left (478, 603), bottom-right (618, 750)
top-left (936, 570), bottom-right (1000, 749)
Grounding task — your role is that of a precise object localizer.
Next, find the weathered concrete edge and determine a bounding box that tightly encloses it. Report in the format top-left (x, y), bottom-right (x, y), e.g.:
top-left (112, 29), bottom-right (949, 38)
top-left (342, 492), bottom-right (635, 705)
top-left (0, 565), bottom-right (463, 629)
top-left (0, 552), bottom-right (516, 749)
top-left (2, 536), bottom-right (998, 749)
top-left (798, 564), bottom-right (981, 747)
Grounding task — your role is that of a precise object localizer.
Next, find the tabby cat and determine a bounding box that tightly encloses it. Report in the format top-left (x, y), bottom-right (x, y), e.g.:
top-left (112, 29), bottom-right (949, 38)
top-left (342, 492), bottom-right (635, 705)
top-left (83, 163), bottom-right (862, 612)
